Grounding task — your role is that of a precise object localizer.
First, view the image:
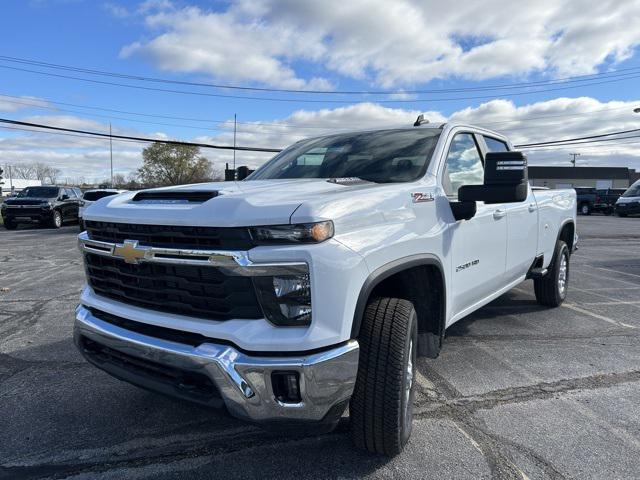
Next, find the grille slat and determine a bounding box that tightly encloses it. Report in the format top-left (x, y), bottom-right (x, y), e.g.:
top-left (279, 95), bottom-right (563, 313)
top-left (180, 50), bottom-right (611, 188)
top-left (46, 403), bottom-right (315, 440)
top-left (85, 253), bottom-right (263, 320)
top-left (85, 221), bottom-right (254, 250)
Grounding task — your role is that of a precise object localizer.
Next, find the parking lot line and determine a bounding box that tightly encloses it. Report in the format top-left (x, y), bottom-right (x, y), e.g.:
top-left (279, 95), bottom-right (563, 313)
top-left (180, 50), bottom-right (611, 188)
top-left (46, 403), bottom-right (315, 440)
top-left (562, 303), bottom-right (637, 329)
top-left (579, 270), bottom-right (640, 288)
top-left (594, 266), bottom-right (640, 280)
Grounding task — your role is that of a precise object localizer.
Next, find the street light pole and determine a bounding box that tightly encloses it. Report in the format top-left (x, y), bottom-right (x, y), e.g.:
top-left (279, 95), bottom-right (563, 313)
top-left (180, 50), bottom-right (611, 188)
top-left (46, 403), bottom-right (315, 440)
top-left (233, 114), bottom-right (237, 171)
top-left (109, 122), bottom-right (114, 187)
top-left (570, 152), bottom-right (580, 167)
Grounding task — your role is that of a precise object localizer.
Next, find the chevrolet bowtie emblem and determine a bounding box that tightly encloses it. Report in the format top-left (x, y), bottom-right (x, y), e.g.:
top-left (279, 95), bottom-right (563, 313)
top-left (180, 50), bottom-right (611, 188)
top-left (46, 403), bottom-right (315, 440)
top-left (113, 240), bottom-right (149, 264)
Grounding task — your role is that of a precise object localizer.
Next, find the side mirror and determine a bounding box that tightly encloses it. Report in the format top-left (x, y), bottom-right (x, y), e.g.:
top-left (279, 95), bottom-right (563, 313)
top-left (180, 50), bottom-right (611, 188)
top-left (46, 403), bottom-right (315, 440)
top-left (60, 194), bottom-right (69, 201)
top-left (459, 151), bottom-right (528, 204)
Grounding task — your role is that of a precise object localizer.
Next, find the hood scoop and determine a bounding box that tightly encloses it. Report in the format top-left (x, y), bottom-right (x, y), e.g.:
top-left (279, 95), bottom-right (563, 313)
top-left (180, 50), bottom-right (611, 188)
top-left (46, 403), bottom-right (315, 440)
top-left (131, 190), bottom-right (219, 204)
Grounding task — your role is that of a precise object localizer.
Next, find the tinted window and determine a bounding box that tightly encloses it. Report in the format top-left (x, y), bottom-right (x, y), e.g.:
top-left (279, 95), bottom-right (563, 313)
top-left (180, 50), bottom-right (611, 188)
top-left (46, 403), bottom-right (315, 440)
top-left (17, 187), bottom-right (59, 198)
top-left (483, 136), bottom-right (509, 152)
top-left (622, 181), bottom-right (640, 197)
top-left (249, 129), bottom-right (441, 183)
top-left (442, 133), bottom-right (484, 197)
top-left (83, 191), bottom-right (120, 201)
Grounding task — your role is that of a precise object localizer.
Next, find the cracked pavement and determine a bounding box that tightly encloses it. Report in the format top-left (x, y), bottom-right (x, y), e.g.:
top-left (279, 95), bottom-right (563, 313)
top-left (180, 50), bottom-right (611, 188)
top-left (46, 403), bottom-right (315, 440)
top-left (1, 215), bottom-right (640, 479)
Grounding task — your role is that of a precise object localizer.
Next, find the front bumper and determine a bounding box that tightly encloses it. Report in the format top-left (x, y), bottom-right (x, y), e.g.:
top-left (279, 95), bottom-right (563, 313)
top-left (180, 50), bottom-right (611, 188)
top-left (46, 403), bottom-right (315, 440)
top-left (74, 305), bottom-right (359, 425)
top-left (616, 202), bottom-right (640, 215)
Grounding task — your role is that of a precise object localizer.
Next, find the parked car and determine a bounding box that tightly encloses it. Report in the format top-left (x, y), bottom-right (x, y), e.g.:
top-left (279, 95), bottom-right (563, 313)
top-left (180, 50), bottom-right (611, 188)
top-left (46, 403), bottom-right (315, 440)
top-left (615, 180), bottom-right (640, 217)
top-left (1, 186), bottom-right (81, 229)
top-left (79, 189), bottom-right (126, 231)
top-left (574, 187), bottom-right (624, 215)
top-left (74, 121), bottom-right (577, 455)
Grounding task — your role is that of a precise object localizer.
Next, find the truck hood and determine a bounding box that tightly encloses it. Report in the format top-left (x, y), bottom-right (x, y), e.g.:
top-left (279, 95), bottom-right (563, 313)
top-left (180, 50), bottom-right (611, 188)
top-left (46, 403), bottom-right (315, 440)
top-left (4, 197), bottom-right (57, 205)
top-left (83, 179), bottom-right (389, 227)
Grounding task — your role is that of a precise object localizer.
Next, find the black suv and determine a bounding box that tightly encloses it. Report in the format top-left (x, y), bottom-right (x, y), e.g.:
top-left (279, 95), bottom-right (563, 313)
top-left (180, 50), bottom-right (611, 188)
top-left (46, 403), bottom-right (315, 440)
top-left (1, 186), bottom-right (82, 230)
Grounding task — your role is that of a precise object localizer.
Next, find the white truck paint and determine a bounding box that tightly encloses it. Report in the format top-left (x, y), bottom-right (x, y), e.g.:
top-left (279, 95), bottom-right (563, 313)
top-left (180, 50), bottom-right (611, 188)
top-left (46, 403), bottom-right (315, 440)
top-left (74, 122), bottom-right (577, 455)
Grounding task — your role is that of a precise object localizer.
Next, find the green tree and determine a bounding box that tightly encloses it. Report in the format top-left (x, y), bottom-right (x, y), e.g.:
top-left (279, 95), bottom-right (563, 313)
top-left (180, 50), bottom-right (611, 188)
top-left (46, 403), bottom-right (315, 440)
top-left (137, 143), bottom-right (213, 187)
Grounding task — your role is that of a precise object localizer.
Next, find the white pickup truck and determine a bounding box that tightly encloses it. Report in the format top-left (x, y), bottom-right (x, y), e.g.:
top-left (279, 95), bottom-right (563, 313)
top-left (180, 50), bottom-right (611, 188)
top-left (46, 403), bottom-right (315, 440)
top-left (75, 120), bottom-right (577, 455)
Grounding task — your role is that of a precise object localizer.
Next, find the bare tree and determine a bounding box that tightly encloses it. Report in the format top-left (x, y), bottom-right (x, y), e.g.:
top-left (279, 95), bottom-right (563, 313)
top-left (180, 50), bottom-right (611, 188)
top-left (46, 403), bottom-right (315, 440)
top-left (11, 162), bottom-right (61, 184)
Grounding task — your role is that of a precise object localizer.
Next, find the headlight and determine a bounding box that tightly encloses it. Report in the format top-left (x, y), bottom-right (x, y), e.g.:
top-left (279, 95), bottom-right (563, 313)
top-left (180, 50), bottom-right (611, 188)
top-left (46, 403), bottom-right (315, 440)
top-left (79, 200), bottom-right (86, 207)
top-left (40, 201), bottom-right (52, 209)
top-left (249, 221), bottom-right (334, 245)
top-left (253, 273), bottom-right (312, 326)
top-left (0, 203), bottom-right (6, 211)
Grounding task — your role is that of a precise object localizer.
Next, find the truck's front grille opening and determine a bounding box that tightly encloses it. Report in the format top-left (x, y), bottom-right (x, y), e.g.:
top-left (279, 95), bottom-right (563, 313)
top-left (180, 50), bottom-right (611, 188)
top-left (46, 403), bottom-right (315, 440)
top-left (84, 221), bottom-right (254, 250)
top-left (88, 307), bottom-right (209, 347)
top-left (84, 252), bottom-right (263, 321)
top-left (79, 336), bottom-right (220, 400)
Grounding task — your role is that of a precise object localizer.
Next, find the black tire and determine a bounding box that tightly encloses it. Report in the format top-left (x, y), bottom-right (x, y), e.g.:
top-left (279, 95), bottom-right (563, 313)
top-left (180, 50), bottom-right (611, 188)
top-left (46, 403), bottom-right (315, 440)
top-left (3, 220), bottom-right (17, 230)
top-left (579, 203), bottom-right (591, 215)
top-left (534, 241), bottom-right (569, 307)
top-left (350, 297), bottom-right (417, 456)
top-left (617, 212), bottom-right (627, 217)
top-left (50, 210), bottom-right (63, 229)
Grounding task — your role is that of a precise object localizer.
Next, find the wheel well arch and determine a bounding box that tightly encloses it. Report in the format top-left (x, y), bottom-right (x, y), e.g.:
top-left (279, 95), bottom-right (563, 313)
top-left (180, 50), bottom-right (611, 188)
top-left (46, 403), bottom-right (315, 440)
top-left (558, 220), bottom-right (575, 252)
top-left (351, 255), bottom-right (446, 346)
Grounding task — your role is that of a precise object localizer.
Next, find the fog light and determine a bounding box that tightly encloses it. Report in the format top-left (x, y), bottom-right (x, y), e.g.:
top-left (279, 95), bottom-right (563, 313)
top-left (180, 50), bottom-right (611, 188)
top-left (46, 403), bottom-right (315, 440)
top-left (253, 274), bottom-right (312, 327)
top-left (272, 371), bottom-right (301, 404)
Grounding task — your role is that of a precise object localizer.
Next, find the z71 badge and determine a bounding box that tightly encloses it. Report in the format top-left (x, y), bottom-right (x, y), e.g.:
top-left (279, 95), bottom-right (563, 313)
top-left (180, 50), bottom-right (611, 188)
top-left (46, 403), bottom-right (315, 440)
top-left (411, 192), bottom-right (434, 203)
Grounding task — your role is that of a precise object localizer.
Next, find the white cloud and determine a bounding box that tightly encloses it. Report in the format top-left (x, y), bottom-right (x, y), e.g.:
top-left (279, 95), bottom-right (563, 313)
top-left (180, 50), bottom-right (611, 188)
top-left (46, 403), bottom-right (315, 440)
top-left (0, 96), bottom-right (52, 112)
top-left (2, 98), bottom-right (640, 182)
top-left (120, 0), bottom-right (640, 88)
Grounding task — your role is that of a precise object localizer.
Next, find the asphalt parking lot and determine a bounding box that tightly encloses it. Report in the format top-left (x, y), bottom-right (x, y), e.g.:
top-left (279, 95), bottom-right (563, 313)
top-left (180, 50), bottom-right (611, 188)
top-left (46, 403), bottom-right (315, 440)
top-left (1, 215), bottom-right (639, 479)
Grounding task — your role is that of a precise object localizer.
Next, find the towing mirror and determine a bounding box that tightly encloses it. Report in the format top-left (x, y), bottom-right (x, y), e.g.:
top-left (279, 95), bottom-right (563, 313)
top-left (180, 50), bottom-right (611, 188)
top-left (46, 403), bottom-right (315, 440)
top-left (458, 151), bottom-right (528, 204)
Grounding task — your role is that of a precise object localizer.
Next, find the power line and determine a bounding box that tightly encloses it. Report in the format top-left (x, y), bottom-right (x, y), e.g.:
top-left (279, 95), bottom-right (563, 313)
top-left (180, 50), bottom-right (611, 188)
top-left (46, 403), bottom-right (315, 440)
top-left (3, 54), bottom-right (640, 95)
top-left (3, 92), bottom-right (639, 135)
top-left (0, 118), bottom-right (282, 153)
top-left (3, 63), bottom-right (640, 104)
top-left (514, 127), bottom-right (640, 147)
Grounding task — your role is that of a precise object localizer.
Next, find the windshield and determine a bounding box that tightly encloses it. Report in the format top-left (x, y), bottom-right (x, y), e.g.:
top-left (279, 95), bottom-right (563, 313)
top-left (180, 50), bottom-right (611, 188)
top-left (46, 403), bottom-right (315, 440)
top-left (248, 129), bottom-right (441, 183)
top-left (622, 181), bottom-right (640, 197)
top-left (17, 187), bottom-right (59, 198)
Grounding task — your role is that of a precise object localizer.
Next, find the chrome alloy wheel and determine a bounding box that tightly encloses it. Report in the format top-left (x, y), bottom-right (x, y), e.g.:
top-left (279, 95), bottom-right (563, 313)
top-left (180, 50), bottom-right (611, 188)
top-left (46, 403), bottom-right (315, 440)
top-left (404, 339), bottom-right (414, 422)
top-left (558, 253), bottom-right (568, 296)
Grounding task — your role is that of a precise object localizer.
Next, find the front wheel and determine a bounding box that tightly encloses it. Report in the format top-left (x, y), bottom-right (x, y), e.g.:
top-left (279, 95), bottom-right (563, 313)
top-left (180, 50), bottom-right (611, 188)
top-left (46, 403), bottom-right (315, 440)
top-left (579, 203), bottom-right (591, 215)
top-left (349, 297), bottom-right (417, 456)
top-left (534, 240), bottom-right (569, 307)
top-left (3, 219), bottom-right (17, 230)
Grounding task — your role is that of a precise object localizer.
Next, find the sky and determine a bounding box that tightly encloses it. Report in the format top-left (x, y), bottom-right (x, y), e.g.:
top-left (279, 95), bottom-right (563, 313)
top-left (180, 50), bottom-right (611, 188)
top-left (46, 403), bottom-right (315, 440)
top-left (1, 0), bottom-right (640, 183)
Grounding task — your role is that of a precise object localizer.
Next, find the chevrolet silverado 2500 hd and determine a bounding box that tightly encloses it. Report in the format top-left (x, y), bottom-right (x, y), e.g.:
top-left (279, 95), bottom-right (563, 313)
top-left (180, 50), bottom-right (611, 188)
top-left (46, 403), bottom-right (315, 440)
top-left (74, 120), bottom-right (577, 455)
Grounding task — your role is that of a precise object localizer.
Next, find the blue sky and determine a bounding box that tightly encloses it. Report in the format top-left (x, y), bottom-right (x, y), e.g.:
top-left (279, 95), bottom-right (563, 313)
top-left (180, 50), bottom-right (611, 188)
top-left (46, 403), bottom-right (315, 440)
top-left (1, 0), bottom-right (640, 182)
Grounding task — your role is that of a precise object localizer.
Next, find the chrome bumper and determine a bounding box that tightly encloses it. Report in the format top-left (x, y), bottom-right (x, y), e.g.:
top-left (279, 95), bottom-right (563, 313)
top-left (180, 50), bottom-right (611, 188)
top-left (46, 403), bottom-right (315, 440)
top-left (74, 305), bottom-right (359, 424)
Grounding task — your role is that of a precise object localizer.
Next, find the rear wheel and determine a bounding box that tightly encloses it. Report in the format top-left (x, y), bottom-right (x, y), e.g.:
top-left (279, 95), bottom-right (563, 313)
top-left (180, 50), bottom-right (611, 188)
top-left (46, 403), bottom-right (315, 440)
top-left (350, 297), bottom-right (417, 456)
top-left (534, 240), bottom-right (569, 307)
top-left (50, 210), bottom-right (63, 229)
top-left (579, 203), bottom-right (591, 215)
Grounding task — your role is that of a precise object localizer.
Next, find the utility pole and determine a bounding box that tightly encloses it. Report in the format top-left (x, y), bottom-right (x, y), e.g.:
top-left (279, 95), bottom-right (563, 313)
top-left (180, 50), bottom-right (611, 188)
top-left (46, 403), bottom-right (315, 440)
top-left (570, 153), bottom-right (580, 167)
top-left (233, 114), bottom-right (237, 171)
top-left (109, 122), bottom-right (114, 187)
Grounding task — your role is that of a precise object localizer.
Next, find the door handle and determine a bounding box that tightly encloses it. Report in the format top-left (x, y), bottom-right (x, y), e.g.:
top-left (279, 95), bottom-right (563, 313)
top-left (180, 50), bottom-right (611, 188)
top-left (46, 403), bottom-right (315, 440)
top-left (493, 209), bottom-right (506, 219)
top-left (528, 203), bottom-right (537, 212)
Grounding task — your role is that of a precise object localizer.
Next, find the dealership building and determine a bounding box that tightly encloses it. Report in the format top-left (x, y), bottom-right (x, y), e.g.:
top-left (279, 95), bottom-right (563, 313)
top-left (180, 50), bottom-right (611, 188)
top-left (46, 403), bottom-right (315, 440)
top-left (528, 166), bottom-right (640, 190)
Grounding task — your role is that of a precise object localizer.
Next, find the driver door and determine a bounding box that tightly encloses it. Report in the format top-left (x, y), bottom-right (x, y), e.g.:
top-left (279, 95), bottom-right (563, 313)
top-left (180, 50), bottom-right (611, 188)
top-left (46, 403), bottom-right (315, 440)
top-left (443, 132), bottom-right (508, 319)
